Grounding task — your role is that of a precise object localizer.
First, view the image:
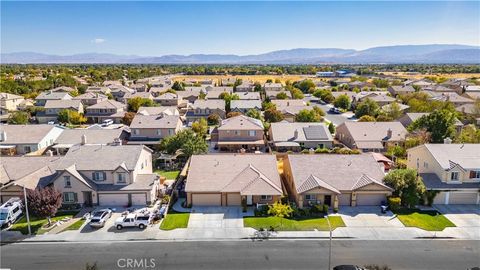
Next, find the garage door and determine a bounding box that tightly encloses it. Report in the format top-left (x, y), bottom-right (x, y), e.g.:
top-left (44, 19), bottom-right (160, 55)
top-left (338, 194), bottom-right (351, 206)
top-left (192, 194), bottom-right (221, 206)
top-left (433, 192), bottom-right (447, 205)
top-left (449, 192), bottom-right (478, 204)
top-left (99, 194), bottom-right (129, 206)
top-left (131, 193), bottom-right (147, 206)
top-left (227, 194), bottom-right (241, 206)
top-left (356, 194), bottom-right (386, 206)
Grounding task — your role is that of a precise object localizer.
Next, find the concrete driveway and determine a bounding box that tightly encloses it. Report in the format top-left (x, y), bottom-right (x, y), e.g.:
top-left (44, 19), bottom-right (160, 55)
top-left (434, 204), bottom-right (480, 228)
top-left (188, 206), bottom-right (248, 229)
top-left (336, 206), bottom-right (404, 228)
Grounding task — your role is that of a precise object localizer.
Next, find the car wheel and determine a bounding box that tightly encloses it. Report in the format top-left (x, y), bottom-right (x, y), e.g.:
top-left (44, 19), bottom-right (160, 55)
top-left (116, 225), bottom-right (123, 230)
top-left (139, 224), bottom-right (145, 229)
top-left (6, 221), bottom-right (11, 228)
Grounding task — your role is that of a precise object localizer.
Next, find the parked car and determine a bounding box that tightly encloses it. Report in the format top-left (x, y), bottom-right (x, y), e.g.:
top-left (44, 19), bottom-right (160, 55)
top-left (333, 266), bottom-right (366, 270)
top-left (102, 119), bottom-right (114, 127)
top-left (0, 197), bottom-right (23, 228)
top-left (89, 209), bottom-right (113, 228)
top-left (115, 213), bottom-right (151, 230)
top-left (329, 107), bottom-right (341, 114)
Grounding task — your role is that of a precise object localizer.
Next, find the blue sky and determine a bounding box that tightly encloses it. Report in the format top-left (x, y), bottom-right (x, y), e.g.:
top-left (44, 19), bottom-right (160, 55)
top-left (1, 1), bottom-right (479, 56)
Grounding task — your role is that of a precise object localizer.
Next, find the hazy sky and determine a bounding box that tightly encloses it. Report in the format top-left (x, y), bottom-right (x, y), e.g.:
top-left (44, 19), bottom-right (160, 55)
top-left (1, 1), bottom-right (479, 56)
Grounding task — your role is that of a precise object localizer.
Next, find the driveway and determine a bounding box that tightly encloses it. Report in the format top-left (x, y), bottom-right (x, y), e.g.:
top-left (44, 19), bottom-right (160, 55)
top-left (188, 206), bottom-right (247, 229)
top-left (434, 204), bottom-right (480, 228)
top-left (335, 206), bottom-right (404, 228)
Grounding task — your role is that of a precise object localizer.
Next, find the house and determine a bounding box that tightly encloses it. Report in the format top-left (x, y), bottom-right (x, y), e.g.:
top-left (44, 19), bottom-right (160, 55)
top-left (283, 154), bottom-right (393, 209)
top-left (272, 100), bottom-right (315, 122)
top-left (205, 87), bottom-right (233, 100)
top-left (407, 143), bottom-right (480, 205)
top-left (129, 114), bottom-right (182, 145)
top-left (266, 90), bottom-right (292, 100)
top-left (50, 86), bottom-right (76, 93)
top-left (73, 92), bottom-right (108, 106)
top-left (137, 106), bottom-right (179, 116)
top-left (108, 85), bottom-right (135, 102)
top-left (399, 112), bottom-right (464, 132)
top-left (264, 83), bottom-right (283, 91)
top-left (212, 115), bottom-right (265, 152)
top-left (52, 128), bottom-right (129, 155)
top-left (0, 124), bottom-right (64, 155)
top-left (186, 100), bottom-right (226, 124)
top-left (424, 91), bottom-right (475, 106)
top-left (149, 86), bottom-right (170, 97)
top-left (185, 154), bottom-right (283, 206)
top-left (48, 144), bottom-right (159, 207)
top-left (0, 93), bottom-right (25, 112)
top-left (388, 85), bottom-right (415, 97)
top-left (353, 92), bottom-right (396, 107)
top-left (123, 92), bottom-right (154, 103)
top-left (85, 100), bottom-right (126, 124)
top-left (86, 86), bottom-right (111, 95)
top-left (268, 122), bottom-right (333, 151)
top-left (177, 87), bottom-right (205, 103)
top-left (235, 82), bottom-right (255, 92)
top-left (335, 122), bottom-right (408, 152)
top-left (154, 92), bottom-right (182, 107)
top-left (221, 78), bottom-right (237, 86)
top-left (37, 100), bottom-right (84, 124)
top-left (230, 100), bottom-right (262, 114)
top-left (381, 103), bottom-right (410, 115)
top-left (35, 91), bottom-right (72, 106)
top-left (130, 83), bottom-right (147, 92)
top-left (237, 92), bottom-right (261, 100)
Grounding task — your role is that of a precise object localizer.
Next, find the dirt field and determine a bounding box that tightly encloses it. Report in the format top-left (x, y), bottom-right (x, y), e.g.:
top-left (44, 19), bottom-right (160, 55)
top-left (172, 74), bottom-right (315, 84)
top-left (381, 72), bottom-right (480, 80)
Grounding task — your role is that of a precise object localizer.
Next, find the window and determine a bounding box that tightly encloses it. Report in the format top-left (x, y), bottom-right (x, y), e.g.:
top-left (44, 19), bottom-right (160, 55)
top-left (117, 173), bottom-right (126, 183)
top-left (64, 176), bottom-right (71, 188)
top-left (470, 171), bottom-right (480, 179)
top-left (450, 172), bottom-right (459, 181)
top-left (423, 162), bottom-right (428, 168)
top-left (63, 192), bottom-right (76, 203)
top-left (234, 130), bottom-right (239, 135)
top-left (305, 194), bottom-right (316, 201)
top-left (156, 129), bottom-right (162, 135)
top-left (133, 129), bottom-right (139, 135)
top-left (260, 195), bottom-right (272, 201)
top-left (168, 129), bottom-right (173, 135)
top-left (249, 130), bottom-right (256, 137)
top-left (93, 171), bottom-right (105, 181)
top-left (24, 146), bottom-right (32, 153)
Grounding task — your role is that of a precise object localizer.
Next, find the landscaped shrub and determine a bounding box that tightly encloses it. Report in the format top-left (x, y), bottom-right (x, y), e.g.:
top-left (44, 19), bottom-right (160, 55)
top-left (310, 204), bottom-right (322, 214)
top-left (301, 149), bottom-right (310, 154)
top-left (322, 204), bottom-right (329, 213)
top-left (388, 197), bottom-right (401, 211)
top-left (161, 195), bottom-right (171, 204)
top-left (314, 148), bottom-right (330, 154)
top-left (424, 190), bottom-right (440, 206)
top-left (333, 207), bottom-right (338, 213)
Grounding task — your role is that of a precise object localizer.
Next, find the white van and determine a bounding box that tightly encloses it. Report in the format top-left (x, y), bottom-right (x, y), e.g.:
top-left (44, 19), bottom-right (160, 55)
top-left (0, 197), bottom-right (23, 228)
top-left (102, 119), bottom-right (114, 127)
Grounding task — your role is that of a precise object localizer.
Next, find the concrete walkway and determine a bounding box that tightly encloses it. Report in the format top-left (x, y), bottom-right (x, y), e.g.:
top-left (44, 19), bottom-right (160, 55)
top-left (46, 208), bottom-right (92, 234)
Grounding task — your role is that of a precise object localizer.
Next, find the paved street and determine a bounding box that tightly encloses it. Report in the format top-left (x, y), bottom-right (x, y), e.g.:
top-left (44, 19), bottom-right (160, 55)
top-left (315, 103), bottom-right (354, 126)
top-left (1, 240), bottom-right (479, 270)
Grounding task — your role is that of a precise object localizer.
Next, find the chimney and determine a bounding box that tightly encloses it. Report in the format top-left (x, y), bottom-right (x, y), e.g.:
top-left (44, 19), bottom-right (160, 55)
top-left (81, 134), bottom-right (87, 145)
top-left (0, 130), bottom-right (6, 142)
top-left (293, 129), bottom-right (299, 139)
top-left (444, 137), bottom-right (452, 144)
top-left (386, 128), bottom-right (393, 139)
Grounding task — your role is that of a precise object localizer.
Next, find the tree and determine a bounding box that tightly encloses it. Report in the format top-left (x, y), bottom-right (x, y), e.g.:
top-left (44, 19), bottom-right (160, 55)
top-left (57, 109), bottom-right (87, 125)
top-left (198, 91), bottom-right (206, 100)
top-left (171, 81), bottom-right (185, 91)
top-left (276, 92), bottom-right (288, 100)
top-left (383, 169), bottom-right (426, 208)
top-left (122, 112), bottom-right (136, 125)
top-left (355, 98), bottom-right (379, 118)
top-left (127, 97), bottom-right (155, 112)
top-left (295, 79), bottom-right (316, 93)
top-left (267, 201), bottom-right (293, 218)
top-left (158, 129), bottom-right (207, 157)
top-left (328, 122), bottom-right (335, 134)
top-left (408, 110), bottom-right (456, 143)
top-left (295, 109), bottom-right (321, 122)
top-left (358, 115), bottom-right (376, 122)
top-left (264, 109), bottom-right (284, 123)
top-left (7, 111), bottom-right (29, 124)
top-left (246, 109), bottom-right (263, 121)
top-left (290, 88), bottom-right (304, 99)
top-left (191, 118), bottom-right (208, 136)
top-left (333, 94), bottom-right (351, 110)
top-left (219, 92), bottom-right (239, 112)
top-left (376, 114), bottom-right (393, 122)
top-left (207, 113), bottom-right (220, 125)
top-left (312, 106), bottom-right (325, 117)
top-left (383, 102), bottom-right (402, 120)
top-left (455, 124), bottom-right (480, 143)
top-left (313, 89), bottom-right (335, 103)
top-left (26, 187), bottom-right (62, 226)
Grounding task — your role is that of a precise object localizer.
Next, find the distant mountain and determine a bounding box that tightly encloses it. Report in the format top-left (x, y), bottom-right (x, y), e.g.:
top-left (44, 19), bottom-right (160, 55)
top-left (2, 45), bottom-right (479, 64)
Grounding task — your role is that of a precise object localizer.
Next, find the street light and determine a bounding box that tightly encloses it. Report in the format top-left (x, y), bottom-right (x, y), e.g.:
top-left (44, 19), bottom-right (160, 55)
top-left (326, 214), bottom-right (332, 270)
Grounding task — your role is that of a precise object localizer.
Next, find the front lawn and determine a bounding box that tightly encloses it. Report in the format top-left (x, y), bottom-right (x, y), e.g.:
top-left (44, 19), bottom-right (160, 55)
top-left (244, 216), bottom-right (345, 231)
top-left (394, 209), bottom-right (455, 231)
top-left (160, 210), bottom-right (190, 230)
top-left (61, 219), bottom-right (86, 232)
top-left (10, 210), bottom-right (79, 235)
top-left (155, 170), bottom-right (180, 180)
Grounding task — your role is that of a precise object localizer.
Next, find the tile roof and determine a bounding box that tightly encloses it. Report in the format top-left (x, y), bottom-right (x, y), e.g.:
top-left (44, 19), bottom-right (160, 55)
top-left (218, 115), bottom-right (263, 130)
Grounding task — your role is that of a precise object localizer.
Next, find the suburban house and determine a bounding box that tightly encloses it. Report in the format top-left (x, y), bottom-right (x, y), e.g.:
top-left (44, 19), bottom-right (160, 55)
top-left (221, 78), bottom-right (237, 86)
top-left (407, 143), bottom-right (480, 205)
top-left (353, 92), bottom-right (396, 108)
top-left (137, 106), bottom-right (179, 116)
top-left (52, 128), bottom-right (129, 155)
top-left (154, 92), bottom-right (182, 107)
top-left (50, 86), bottom-right (76, 93)
top-left (398, 112), bottom-right (464, 132)
top-left (36, 100), bottom-right (84, 124)
top-left (46, 144), bottom-right (159, 207)
top-left (424, 91), bottom-right (475, 106)
top-left (268, 122), bottom-right (333, 151)
top-left (73, 92), bottom-right (108, 106)
top-left (130, 83), bottom-right (147, 92)
top-left (186, 99), bottom-right (226, 124)
top-left (85, 100), bottom-right (126, 124)
top-left (266, 90), bottom-right (292, 100)
top-left (177, 87), bottom-right (204, 103)
top-left (129, 114), bottom-right (182, 145)
top-left (0, 124), bottom-right (64, 155)
top-left (86, 86), bottom-right (111, 95)
top-left (283, 154), bottom-right (393, 209)
top-left (108, 85), bottom-right (135, 102)
top-left (335, 122), bottom-right (408, 152)
top-left (35, 91), bottom-right (72, 106)
top-left (205, 88), bottom-right (233, 100)
top-left (230, 100), bottom-right (262, 114)
top-left (387, 85), bottom-right (415, 96)
top-left (149, 86), bottom-right (170, 97)
top-left (185, 154), bottom-right (283, 206)
top-left (271, 100), bottom-right (312, 122)
top-left (212, 115), bottom-right (265, 152)
top-left (235, 82), bottom-right (255, 92)
top-left (264, 83), bottom-right (283, 91)
top-left (237, 92), bottom-right (261, 100)
top-left (0, 93), bottom-right (24, 112)
top-left (123, 92), bottom-right (154, 103)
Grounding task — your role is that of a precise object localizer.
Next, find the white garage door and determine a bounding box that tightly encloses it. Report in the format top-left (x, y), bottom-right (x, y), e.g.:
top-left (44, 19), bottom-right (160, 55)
top-left (227, 194), bottom-right (241, 206)
top-left (99, 194), bottom-right (129, 206)
top-left (338, 194), bottom-right (351, 206)
top-left (449, 192), bottom-right (478, 205)
top-left (131, 193), bottom-right (147, 206)
top-left (356, 194), bottom-right (386, 206)
top-left (192, 194), bottom-right (221, 206)
top-left (433, 192), bottom-right (447, 205)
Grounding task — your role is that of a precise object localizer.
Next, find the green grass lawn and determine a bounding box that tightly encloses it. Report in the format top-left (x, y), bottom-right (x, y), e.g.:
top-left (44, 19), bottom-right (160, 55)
top-left (395, 209), bottom-right (456, 231)
top-left (244, 216), bottom-right (345, 231)
top-left (10, 210), bottom-right (79, 235)
top-left (160, 210), bottom-right (190, 230)
top-left (61, 219), bottom-right (86, 232)
top-left (154, 170), bottom-right (180, 180)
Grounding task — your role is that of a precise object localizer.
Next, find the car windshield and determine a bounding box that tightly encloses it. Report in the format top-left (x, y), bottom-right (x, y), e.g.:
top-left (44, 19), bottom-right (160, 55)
top-left (0, 212), bottom-right (8, 220)
top-left (92, 211), bottom-right (105, 218)
top-left (90, 218), bottom-right (101, 223)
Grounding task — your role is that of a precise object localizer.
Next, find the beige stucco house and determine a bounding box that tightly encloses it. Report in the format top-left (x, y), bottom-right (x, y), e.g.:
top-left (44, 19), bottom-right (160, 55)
top-left (85, 100), bottom-right (126, 124)
top-left (212, 115), bottom-right (265, 152)
top-left (186, 99), bottom-right (226, 124)
top-left (0, 93), bottom-right (24, 111)
top-left (35, 91), bottom-right (72, 106)
top-left (0, 124), bottom-right (64, 155)
top-left (37, 99), bottom-right (84, 124)
top-left (129, 114), bottom-right (183, 145)
top-left (268, 122), bottom-right (333, 151)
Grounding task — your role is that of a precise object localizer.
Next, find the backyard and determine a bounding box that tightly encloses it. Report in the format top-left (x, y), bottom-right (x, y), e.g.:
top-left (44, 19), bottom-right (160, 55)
top-left (10, 210), bottom-right (79, 235)
top-left (155, 170), bottom-right (180, 180)
top-left (243, 216), bottom-right (345, 231)
top-left (160, 210), bottom-right (190, 230)
top-left (394, 209), bottom-right (456, 231)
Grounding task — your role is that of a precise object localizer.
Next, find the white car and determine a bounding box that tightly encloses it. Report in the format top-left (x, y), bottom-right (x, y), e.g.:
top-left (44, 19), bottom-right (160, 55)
top-left (102, 119), bottom-right (114, 127)
top-left (89, 209), bottom-right (113, 228)
top-left (0, 198), bottom-right (23, 228)
top-left (114, 213), bottom-right (150, 230)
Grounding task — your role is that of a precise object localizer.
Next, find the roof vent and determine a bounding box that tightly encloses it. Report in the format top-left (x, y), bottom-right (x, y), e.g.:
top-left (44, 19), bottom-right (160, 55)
top-left (444, 137), bottom-right (452, 144)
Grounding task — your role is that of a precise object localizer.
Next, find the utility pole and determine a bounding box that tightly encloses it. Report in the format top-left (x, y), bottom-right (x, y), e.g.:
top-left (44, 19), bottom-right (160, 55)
top-left (326, 214), bottom-right (332, 270)
top-left (22, 185), bottom-right (32, 235)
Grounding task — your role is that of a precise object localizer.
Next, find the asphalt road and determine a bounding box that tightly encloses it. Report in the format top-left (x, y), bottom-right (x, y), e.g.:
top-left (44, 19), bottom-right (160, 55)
top-left (1, 240), bottom-right (479, 270)
top-left (315, 103), bottom-right (352, 126)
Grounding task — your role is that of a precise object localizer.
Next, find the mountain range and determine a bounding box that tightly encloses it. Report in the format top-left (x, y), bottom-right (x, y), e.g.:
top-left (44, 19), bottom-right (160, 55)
top-left (2, 44), bottom-right (479, 64)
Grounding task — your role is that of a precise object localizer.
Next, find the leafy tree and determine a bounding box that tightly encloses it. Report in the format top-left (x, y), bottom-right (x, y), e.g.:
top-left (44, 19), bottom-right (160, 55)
top-left (290, 88), bottom-right (304, 99)
top-left (372, 78), bottom-right (389, 88)
top-left (207, 113), bottom-right (220, 125)
top-left (57, 109), bottom-right (87, 125)
top-left (246, 109), bottom-right (263, 121)
top-left (383, 102), bottom-right (402, 120)
top-left (295, 109), bottom-right (321, 122)
top-left (122, 112), bottom-right (136, 125)
top-left (455, 124), bottom-right (480, 143)
top-left (408, 110), bottom-right (456, 143)
top-left (254, 82), bottom-right (262, 92)
top-left (227, 111), bottom-right (242, 118)
top-left (264, 109), bottom-right (284, 123)
top-left (219, 92), bottom-right (239, 112)
top-left (198, 91), bottom-right (206, 100)
top-left (328, 122), bottom-right (335, 134)
top-left (267, 201), bottom-right (293, 218)
top-left (333, 94), bottom-right (351, 110)
top-left (312, 106), bottom-right (325, 117)
top-left (276, 92), bottom-right (288, 100)
top-left (158, 129), bottom-right (207, 157)
top-left (26, 187), bottom-right (62, 226)
top-left (171, 81), bottom-right (185, 91)
top-left (295, 79), bottom-right (316, 93)
top-left (262, 101), bottom-right (276, 111)
top-left (7, 111), bottom-right (29, 124)
top-left (383, 169), bottom-right (426, 208)
top-left (127, 97), bottom-right (155, 112)
top-left (313, 89), bottom-right (334, 103)
top-left (77, 85), bottom-right (87, 94)
top-left (386, 145), bottom-right (407, 158)
top-left (191, 118), bottom-right (208, 136)
top-left (358, 115), bottom-right (376, 122)
top-left (355, 98), bottom-right (379, 118)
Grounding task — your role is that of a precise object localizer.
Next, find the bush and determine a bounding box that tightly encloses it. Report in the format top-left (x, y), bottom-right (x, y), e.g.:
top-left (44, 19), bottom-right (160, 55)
top-left (301, 149), bottom-right (310, 154)
top-left (424, 190), bottom-right (440, 206)
top-left (161, 195), bottom-right (171, 204)
top-left (333, 207), bottom-right (338, 213)
top-left (322, 204), bottom-right (329, 214)
top-left (315, 148), bottom-right (330, 154)
top-left (388, 197), bottom-right (401, 211)
top-left (311, 204), bottom-right (323, 214)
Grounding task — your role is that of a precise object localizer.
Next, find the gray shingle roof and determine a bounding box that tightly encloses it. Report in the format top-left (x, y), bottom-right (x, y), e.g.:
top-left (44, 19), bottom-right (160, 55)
top-left (230, 100), bottom-right (262, 110)
top-left (87, 100), bottom-right (125, 109)
top-left (422, 144), bottom-right (480, 170)
top-left (192, 99), bottom-right (225, 110)
top-left (54, 129), bottom-right (125, 145)
top-left (270, 122), bottom-right (333, 143)
top-left (340, 121), bottom-right (408, 142)
top-left (218, 115), bottom-right (263, 131)
top-left (0, 124), bottom-right (62, 144)
top-left (130, 114), bottom-right (181, 129)
top-left (44, 99), bottom-right (82, 109)
top-left (420, 173), bottom-right (480, 190)
top-left (36, 91), bottom-right (71, 100)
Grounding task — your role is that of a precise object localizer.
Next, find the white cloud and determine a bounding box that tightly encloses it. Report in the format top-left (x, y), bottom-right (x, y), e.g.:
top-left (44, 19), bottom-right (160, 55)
top-left (91, 38), bottom-right (106, 44)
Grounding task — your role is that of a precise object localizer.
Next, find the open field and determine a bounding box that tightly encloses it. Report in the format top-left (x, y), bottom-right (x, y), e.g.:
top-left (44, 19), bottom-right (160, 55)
top-left (172, 74), bottom-right (314, 84)
top-left (381, 72), bottom-right (480, 80)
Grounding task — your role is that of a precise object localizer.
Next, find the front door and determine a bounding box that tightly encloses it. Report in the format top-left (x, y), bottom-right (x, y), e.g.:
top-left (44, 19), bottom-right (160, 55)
top-left (324, 195), bottom-right (332, 206)
top-left (246, 195), bottom-right (253, 205)
top-left (83, 191), bottom-right (93, 207)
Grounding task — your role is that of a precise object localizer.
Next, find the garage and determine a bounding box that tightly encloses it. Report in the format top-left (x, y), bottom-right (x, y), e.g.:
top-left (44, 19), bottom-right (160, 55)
top-left (191, 193), bottom-right (221, 206)
top-left (131, 193), bottom-right (147, 206)
top-left (98, 194), bottom-right (129, 206)
top-left (338, 194), bottom-right (351, 206)
top-left (226, 193), bottom-right (242, 206)
top-left (356, 193), bottom-right (386, 206)
top-left (433, 192), bottom-right (447, 204)
top-left (448, 192), bottom-right (478, 205)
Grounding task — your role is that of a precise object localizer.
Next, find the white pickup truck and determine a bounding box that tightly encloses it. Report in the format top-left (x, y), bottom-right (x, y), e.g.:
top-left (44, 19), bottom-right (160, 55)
top-left (114, 213), bottom-right (150, 230)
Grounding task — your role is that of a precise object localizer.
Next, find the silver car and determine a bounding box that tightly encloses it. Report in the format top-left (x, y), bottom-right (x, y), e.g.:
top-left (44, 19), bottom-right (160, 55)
top-left (89, 209), bottom-right (113, 228)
